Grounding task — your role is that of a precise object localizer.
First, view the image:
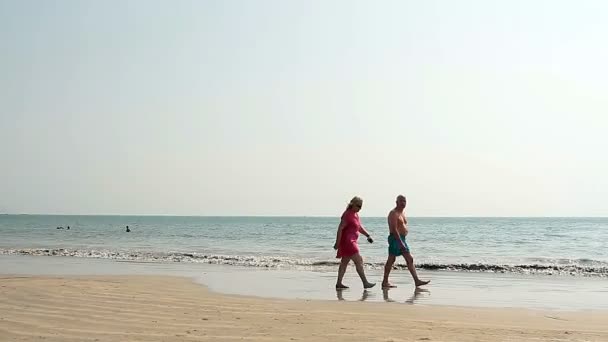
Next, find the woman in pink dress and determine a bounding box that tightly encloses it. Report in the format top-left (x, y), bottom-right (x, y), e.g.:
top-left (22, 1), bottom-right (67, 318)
top-left (333, 196), bottom-right (376, 289)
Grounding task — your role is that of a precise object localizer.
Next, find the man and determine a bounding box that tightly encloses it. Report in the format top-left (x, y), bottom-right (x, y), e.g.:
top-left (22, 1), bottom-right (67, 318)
top-left (382, 195), bottom-right (430, 288)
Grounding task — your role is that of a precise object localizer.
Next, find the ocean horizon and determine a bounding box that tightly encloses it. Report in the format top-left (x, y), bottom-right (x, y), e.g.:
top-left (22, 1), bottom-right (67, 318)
top-left (3, 213), bottom-right (607, 218)
top-left (1, 214), bottom-right (607, 277)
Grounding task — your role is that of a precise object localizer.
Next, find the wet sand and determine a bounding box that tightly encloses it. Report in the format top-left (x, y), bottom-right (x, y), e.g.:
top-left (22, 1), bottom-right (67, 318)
top-left (3, 255), bottom-right (608, 311)
top-left (1, 275), bottom-right (607, 342)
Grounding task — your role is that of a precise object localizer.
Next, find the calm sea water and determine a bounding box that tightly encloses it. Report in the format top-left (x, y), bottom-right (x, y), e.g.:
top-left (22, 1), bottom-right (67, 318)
top-left (1, 215), bottom-right (607, 277)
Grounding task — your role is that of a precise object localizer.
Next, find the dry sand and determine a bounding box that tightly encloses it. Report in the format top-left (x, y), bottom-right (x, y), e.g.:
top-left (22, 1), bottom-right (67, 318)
top-left (1, 275), bottom-right (607, 341)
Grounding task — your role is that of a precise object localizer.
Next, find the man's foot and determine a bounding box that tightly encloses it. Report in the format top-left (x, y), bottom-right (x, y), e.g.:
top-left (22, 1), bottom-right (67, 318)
top-left (336, 284), bottom-right (349, 289)
top-left (382, 282), bottom-right (397, 289)
top-left (363, 282), bottom-right (376, 289)
top-left (415, 280), bottom-right (430, 287)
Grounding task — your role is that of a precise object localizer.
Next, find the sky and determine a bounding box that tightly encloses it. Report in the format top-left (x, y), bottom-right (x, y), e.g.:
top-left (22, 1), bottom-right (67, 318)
top-left (1, 0), bottom-right (607, 216)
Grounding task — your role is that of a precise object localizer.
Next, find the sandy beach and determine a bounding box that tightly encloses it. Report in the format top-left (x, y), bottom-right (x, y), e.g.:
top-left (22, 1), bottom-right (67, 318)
top-left (1, 275), bottom-right (607, 342)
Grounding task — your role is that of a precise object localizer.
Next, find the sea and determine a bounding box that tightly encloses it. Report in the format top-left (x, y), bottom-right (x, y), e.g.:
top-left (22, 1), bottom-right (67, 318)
top-left (1, 215), bottom-right (608, 310)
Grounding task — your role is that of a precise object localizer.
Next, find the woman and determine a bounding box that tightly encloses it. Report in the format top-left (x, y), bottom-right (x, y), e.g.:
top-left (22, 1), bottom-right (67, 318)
top-left (333, 196), bottom-right (376, 289)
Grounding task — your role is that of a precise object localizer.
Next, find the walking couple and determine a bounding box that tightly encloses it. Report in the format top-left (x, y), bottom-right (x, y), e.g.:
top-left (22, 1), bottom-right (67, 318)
top-left (333, 195), bottom-right (430, 289)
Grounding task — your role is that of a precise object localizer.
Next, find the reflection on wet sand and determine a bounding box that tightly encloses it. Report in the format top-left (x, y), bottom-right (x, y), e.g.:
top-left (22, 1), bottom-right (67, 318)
top-left (335, 287), bottom-right (430, 304)
top-left (336, 288), bottom-right (375, 301)
top-left (383, 287), bottom-right (430, 304)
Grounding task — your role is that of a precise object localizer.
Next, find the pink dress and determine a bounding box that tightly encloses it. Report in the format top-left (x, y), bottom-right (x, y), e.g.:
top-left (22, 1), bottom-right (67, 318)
top-left (336, 209), bottom-right (361, 258)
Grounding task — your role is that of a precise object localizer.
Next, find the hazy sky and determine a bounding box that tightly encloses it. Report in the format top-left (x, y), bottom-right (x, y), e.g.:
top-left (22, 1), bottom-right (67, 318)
top-left (1, 0), bottom-right (607, 216)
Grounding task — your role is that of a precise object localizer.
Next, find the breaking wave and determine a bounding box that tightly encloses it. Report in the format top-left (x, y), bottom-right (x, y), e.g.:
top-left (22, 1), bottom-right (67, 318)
top-left (2, 248), bottom-right (607, 277)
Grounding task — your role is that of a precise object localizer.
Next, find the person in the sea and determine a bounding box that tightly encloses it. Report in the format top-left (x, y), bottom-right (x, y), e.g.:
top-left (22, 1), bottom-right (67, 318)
top-left (333, 196), bottom-right (375, 289)
top-left (382, 195), bottom-right (430, 288)
top-left (126, 225), bottom-right (130, 233)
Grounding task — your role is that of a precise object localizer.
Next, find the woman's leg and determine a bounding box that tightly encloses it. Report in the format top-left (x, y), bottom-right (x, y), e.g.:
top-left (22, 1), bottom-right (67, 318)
top-left (351, 253), bottom-right (376, 288)
top-left (336, 256), bottom-right (351, 288)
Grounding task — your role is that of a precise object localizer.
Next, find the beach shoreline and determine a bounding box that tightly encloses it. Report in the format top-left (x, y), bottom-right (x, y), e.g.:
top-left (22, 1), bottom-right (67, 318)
top-left (3, 254), bottom-right (608, 312)
top-left (1, 274), bottom-right (607, 342)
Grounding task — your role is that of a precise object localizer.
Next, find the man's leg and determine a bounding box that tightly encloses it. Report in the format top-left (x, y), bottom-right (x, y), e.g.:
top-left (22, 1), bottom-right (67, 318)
top-left (336, 256), bottom-right (351, 289)
top-left (382, 254), bottom-right (397, 288)
top-left (402, 252), bottom-right (430, 287)
top-left (351, 253), bottom-right (376, 289)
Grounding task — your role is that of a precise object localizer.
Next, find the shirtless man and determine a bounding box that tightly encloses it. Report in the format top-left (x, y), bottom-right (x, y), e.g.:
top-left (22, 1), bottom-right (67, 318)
top-left (382, 195), bottom-right (430, 288)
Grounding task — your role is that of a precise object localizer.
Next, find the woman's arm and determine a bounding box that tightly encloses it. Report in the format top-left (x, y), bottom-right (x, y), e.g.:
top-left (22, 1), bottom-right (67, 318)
top-left (358, 225), bottom-right (371, 238)
top-left (358, 224), bottom-right (373, 243)
top-left (334, 220), bottom-right (345, 249)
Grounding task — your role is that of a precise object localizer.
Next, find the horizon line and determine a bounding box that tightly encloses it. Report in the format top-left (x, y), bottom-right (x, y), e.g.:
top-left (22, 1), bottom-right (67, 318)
top-left (1, 213), bottom-right (607, 219)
